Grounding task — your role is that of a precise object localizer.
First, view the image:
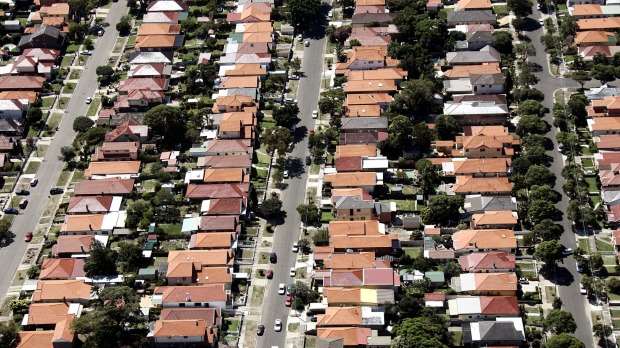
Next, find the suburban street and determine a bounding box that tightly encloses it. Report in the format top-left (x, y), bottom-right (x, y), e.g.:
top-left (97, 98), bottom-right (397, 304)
top-left (0, 0), bottom-right (129, 302)
top-left (257, 20), bottom-right (328, 348)
top-left (529, 3), bottom-right (594, 345)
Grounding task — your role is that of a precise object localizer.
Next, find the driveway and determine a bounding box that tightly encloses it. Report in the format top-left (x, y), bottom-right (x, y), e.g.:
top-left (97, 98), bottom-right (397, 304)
top-left (528, 2), bottom-right (594, 345)
top-left (258, 16), bottom-right (328, 348)
top-left (0, 0), bottom-right (129, 302)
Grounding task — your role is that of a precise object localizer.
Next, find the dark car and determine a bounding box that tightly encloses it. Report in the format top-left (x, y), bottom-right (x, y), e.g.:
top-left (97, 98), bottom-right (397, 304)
top-left (266, 270), bottom-right (273, 279)
top-left (16, 190), bottom-right (30, 196)
top-left (24, 232), bottom-right (33, 242)
top-left (270, 252), bottom-right (277, 263)
top-left (3, 208), bottom-right (18, 215)
top-left (305, 156), bottom-right (311, 165)
top-left (256, 324), bottom-right (265, 336)
top-left (50, 188), bottom-right (64, 195)
top-left (307, 142), bottom-right (311, 148)
top-left (310, 315), bottom-right (317, 322)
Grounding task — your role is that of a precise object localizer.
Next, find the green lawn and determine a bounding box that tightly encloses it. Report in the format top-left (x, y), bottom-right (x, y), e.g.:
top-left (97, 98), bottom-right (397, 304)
top-left (579, 238), bottom-right (591, 252)
top-left (62, 82), bottom-right (77, 95)
top-left (493, 5), bottom-right (508, 16)
top-left (159, 223), bottom-right (182, 236)
top-left (56, 171), bottom-right (71, 187)
top-left (596, 239), bottom-right (614, 252)
top-left (24, 161), bottom-right (41, 175)
top-left (225, 319), bottom-right (240, 333)
top-left (403, 247), bottom-right (421, 259)
top-left (47, 112), bottom-right (63, 129)
top-left (126, 35), bottom-right (137, 46)
top-left (321, 211), bottom-right (335, 222)
top-left (71, 171), bottom-right (85, 183)
top-left (86, 98), bottom-right (101, 117)
top-left (66, 44), bottom-right (80, 53)
top-left (610, 309), bottom-right (620, 317)
top-left (582, 158), bottom-right (594, 167)
top-left (452, 331), bottom-right (463, 347)
top-left (41, 96), bottom-right (56, 109)
top-left (69, 69), bottom-right (82, 80)
top-left (61, 55), bottom-right (74, 67)
top-left (585, 177), bottom-right (598, 192)
top-left (59, 98), bottom-right (70, 109)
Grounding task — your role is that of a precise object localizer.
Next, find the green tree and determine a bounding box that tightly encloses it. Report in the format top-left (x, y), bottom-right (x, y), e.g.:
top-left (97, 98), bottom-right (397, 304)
top-left (570, 71), bottom-right (591, 90)
top-left (434, 114), bottom-right (459, 140)
top-left (567, 199), bottom-right (596, 227)
top-left (519, 100), bottom-right (546, 117)
top-left (319, 88), bottom-right (345, 115)
top-left (144, 105), bottom-right (187, 148)
top-left (273, 103), bottom-right (299, 128)
top-left (511, 157), bottom-right (531, 175)
top-left (84, 240), bottom-right (118, 277)
top-left (507, 0), bottom-right (533, 17)
top-left (532, 219), bottom-right (563, 241)
top-left (388, 79), bottom-right (435, 120)
top-left (528, 199), bottom-right (559, 224)
top-left (287, 0), bottom-right (321, 31)
top-left (414, 18), bottom-right (447, 52)
top-left (26, 107), bottom-right (43, 124)
top-left (493, 30), bottom-right (513, 54)
top-left (297, 204), bottom-right (320, 225)
top-left (606, 277), bottom-right (620, 294)
top-left (593, 323), bottom-right (612, 340)
top-left (534, 240), bottom-right (565, 266)
top-left (261, 127), bottom-right (293, 155)
top-left (96, 65), bottom-right (115, 83)
top-left (387, 115), bottom-right (414, 152)
top-left (412, 122), bottom-right (433, 153)
top-left (0, 321), bottom-right (18, 348)
top-left (525, 165), bottom-right (556, 187)
top-left (393, 317), bottom-right (449, 348)
top-left (116, 14), bottom-right (132, 34)
top-left (420, 195), bottom-right (464, 225)
top-left (289, 57), bottom-right (302, 73)
top-left (590, 252), bottom-right (604, 272)
top-left (517, 62), bottom-right (539, 87)
top-left (68, 22), bottom-right (88, 41)
top-left (117, 242), bottom-right (143, 273)
top-left (73, 116), bottom-right (94, 132)
top-left (544, 309), bottom-right (577, 334)
top-left (260, 198), bottom-right (283, 220)
top-left (58, 146), bottom-right (76, 163)
top-left (68, 0), bottom-right (95, 22)
top-left (513, 42), bottom-right (536, 61)
top-left (591, 64), bottom-right (616, 84)
top-left (567, 94), bottom-right (589, 127)
top-left (388, 42), bottom-right (433, 79)
top-left (544, 333), bottom-right (584, 348)
top-left (517, 114), bottom-right (549, 136)
top-left (416, 159), bottom-right (438, 196)
top-left (313, 228), bottom-right (330, 246)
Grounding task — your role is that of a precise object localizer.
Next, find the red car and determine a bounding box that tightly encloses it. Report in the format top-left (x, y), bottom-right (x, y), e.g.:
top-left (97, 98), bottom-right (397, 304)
top-left (24, 232), bottom-right (33, 242)
top-left (285, 295), bottom-right (292, 307)
top-left (309, 129), bottom-right (315, 135)
top-left (266, 270), bottom-right (273, 279)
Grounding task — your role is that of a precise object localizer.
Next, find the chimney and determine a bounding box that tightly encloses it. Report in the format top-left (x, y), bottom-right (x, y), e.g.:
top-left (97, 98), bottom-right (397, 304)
top-left (186, 292), bottom-right (191, 302)
top-left (85, 204), bottom-right (90, 212)
top-left (80, 245), bottom-right (84, 252)
top-left (89, 224), bottom-right (93, 231)
top-left (196, 320), bottom-right (199, 326)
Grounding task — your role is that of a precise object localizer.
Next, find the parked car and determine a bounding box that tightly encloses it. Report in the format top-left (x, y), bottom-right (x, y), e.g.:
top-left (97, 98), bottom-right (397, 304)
top-left (286, 284), bottom-right (292, 296)
top-left (29, 178), bottom-right (38, 187)
top-left (16, 190), bottom-right (30, 196)
top-left (292, 242), bottom-right (299, 253)
top-left (257, 324), bottom-right (265, 336)
top-left (19, 198), bottom-right (28, 209)
top-left (86, 97), bottom-right (92, 104)
top-left (312, 110), bottom-right (318, 119)
top-left (278, 283), bottom-right (286, 295)
top-left (274, 319), bottom-right (282, 332)
top-left (3, 208), bottom-right (18, 215)
top-left (580, 284), bottom-right (587, 294)
top-left (101, 22), bottom-right (110, 27)
top-left (562, 247), bottom-right (573, 256)
top-left (310, 315), bottom-right (317, 322)
top-left (519, 277), bottom-right (529, 284)
top-left (290, 267), bottom-right (296, 277)
top-left (97, 30), bottom-right (104, 36)
top-left (270, 252), bottom-right (277, 263)
top-left (50, 188), bottom-right (64, 195)
top-left (283, 170), bottom-right (289, 179)
top-left (80, 50), bottom-right (92, 55)
top-left (266, 270), bottom-right (274, 279)
top-left (24, 232), bottom-right (33, 242)
top-left (285, 295), bottom-right (292, 307)
top-left (309, 129), bottom-right (315, 135)
top-left (304, 40), bottom-right (310, 47)
top-left (305, 156), bottom-right (311, 165)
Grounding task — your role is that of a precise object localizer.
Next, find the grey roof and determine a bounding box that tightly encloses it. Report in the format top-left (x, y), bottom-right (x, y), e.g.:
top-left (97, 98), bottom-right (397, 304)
top-left (334, 196), bottom-right (375, 209)
top-left (352, 13), bottom-right (396, 25)
top-left (586, 84), bottom-right (620, 100)
top-left (341, 117), bottom-right (388, 130)
top-left (374, 202), bottom-right (392, 214)
top-left (18, 25), bottom-right (63, 47)
top-left (447, 10), bottom-right (496, 25)
top-left (467, 31), bottom-right (495, 42)
top-left (452, 94), bottom-right (507, 104)
top-left (464, 195), bottom-right (517, 213)
top-left (464, 322), bottom-right (524, 343)
top-left (470, 73), bottom-right (505, 85)
top-left (446, 45), bottom-right (501, 65)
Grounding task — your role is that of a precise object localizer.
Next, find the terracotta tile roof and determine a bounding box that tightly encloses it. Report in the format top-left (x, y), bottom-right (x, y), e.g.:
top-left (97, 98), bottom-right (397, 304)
top-left (572, 4), bottom-right (602, 17)
top-left (451, 158), bottom-right (510, 175)
top-left (331, 234), bottom-right (397, 249)
top-left (329, 220), bottom-right (382, 236)
top-left (590, 117), bottom-right (620, 131)
top-left (0, 91), bottom-right (38, 104)
top-left (343, 80), bottom-right (398, 93)
top-left (459, 252), bottom-right (516, 271)
top-left (237, 22), bottom-right (274, 33)
top-left (203, 168), bottom-right (246, 183)
top-left (143, 11), bottom-right (179, 23)
top-left (577, 17), bottom-right (620, 30)
top-left (474, 273), bottom-right (517, 291)
top-left (453, 176), bottom-right (513, 194)
top-left (595, 134), bottom-right (620, 149)
top-left (22, 48), bottom-right (60, 61)
top-left (39, 3), bottom-right (70, 16)
top-left (224, 64), bottom-right (267, 77)
top-left (32, 280), bottom-right (91, 302)
top-left (167, 249), bottom-right (234, 266)
top-left (74, 178), bottom-right (134, 196)
top-left (17, 331), bottom-right (54, 348)
top-left (574, 30), bottom-right (617, 45)
top-left (166, 261), bottom-right (199, 278)
top-left (153, 319), bottom-right (208, 337)
top-left (198, 216), bottom-right (239, 231)
top-left (323, 172), bottom-right (377, 187)
top-left (425, 293), bottom-right (446, 302)
top-left (614, 230), bottom-right (620, 245)
top-left (135, 34), bottom-right (177, 48)
top-left (40, 258), bottom-right (86, 279)
top-left (345, 104), bottom-right (382, 117)
top-left (324, 252), bottom-right (390, 269)
top-left (219, 76), bottom-right (260, 89)
top-left (331, 188), bottom-right (372, 200)
top-left (346, 68), bottom-right (408, 81)
top-left (242, 31), bottom-right (273, 43)
top-left (443, 63), bottom-right (501, 79)
top-left (67, 196), bottom-right (114, 214)
top-left (160, 308), bottom-right (221, 326)
top-left (52, 314), bottom-right (76, 343)
top-left (317, 327), bottom-right (371, 346)
top-left (453, 229), bottom-right (516, 250)
top-left (156, 284), bottom-right (227, 303)
top-left (335, 156), bottom-right (363, 172)
top-left (185, 183), bottom-right (248, 199)
top-left (480, 296), bottom-right (520, 315)
top-left (84, 161), bottom-right (141, 177)
top-left (458, 0), bottom-right (491, 10)
top-left (0, 76), bottom-right (46, 90)
top-left (463, 125), bottom-right (509, 136)
top-left (26, 302), bottom-right (72, 326)
top-left (52, 235), bottom-right (94, 255)
top-left (201, 155), bottom-right (252, 169)
top-left (137, 23), bottom-right (182, 35)
top-left (196, 266), bottom-right (233, 285)
top-left (119, 77), bottom-right (167, 92)
top-left (60, 214), bottom-right (105, 233)
top-left (212, 95), bottom-right (255, 110)
top-left (597, 152), bottom-right (620, 167)
top-left (318, 307), bottom-right (362, 326)
top-left (335, 145), bottom-right (377, 159)
top-left (471, 210), bottom-right (518, 227)
top-left (344, 93), bottom-right (393, 107)
top-left (324, 287), bottom-right (361, 304)
top-left (220, 111), bottom-right (256, 125)
top-left (189, 232), bottom-right (236, 249)
top-left (203, 198), bottom-right (244, 215)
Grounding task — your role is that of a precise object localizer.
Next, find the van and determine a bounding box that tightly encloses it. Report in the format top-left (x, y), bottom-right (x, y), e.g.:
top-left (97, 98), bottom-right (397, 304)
top-left (19, 198), bottom-right (28, 209)
top-left (270, 252), bottom-right (277, 263)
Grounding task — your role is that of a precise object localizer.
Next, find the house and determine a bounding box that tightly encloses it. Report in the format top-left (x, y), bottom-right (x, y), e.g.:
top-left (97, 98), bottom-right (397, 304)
top-left (335, 46), bottom-right (394, 73)
top-left (351, 13), bottom-right (396, 27)
top-left (184, 183), bottom-right (248, 201)
top-left (181, 216), bottom-right (240, 234)
top-left (596, 152), bottom-right (620, 170)
top-left (575, 30), bottom-right (617, 46)
top-left (331, 234), bottom-right (399, 256)
top-left (316, 327), bottom-right (373, 346)
top-left (340, 117), bottom-right (389, 133)
top-left (448, 296), bottom-right (519, 320)
top-left (323, 252), bottom-right (391, 269)
top-left (345, 26), bottom-right (395, 47)
top-left (52, 235), bottom-right (94, 257)
top-left (0, 99), bottom-right (28, 119)
top-left (443, 101), bottom-right (509, 126)
top-left (35, 3), bottom-right (70, 22)
top-left (135, 34), bottom-right (184, 51)
top-left (142, 12), bottom-right (180, 23)
top-left (39, 258), bottom-right (86, 279)
top-left (452, 273), bottom-right (518, 295)
top-left (153, 284), bottom-right (229, 308)
top-left (167, 249), bottom-right (235, 267)
top-left (453, 176), bottom-right (513, 195)
top-left (460, 31), bottom-right (496, 50)
top-left (226, 3), bottom-right (272, 24)
top-left (150, 320), bottom-right (218, 347)
top-left (0, 76), bottom-right (46, 91)
top-left (23, 302), bottom-right (81, 329)
top-left (137, 23), bottom-right (182, 36)
top-left (447, 10), bottom-right (496, 26)
top-left (60, 214), bottom-right (106, 235)
top-left (463, 195), bottom-right (518, 214)
top-left (339, 132), bottom-right (388, 145)
top-left (16, 316), bottom-right (77, 348)
top-left (32, 280), bottom-right (92, 304)
top-left (317, 307), bottom-right (385, 329)
top-left (316, 268), bottom-right (400, 289)
top-left (212, 95), bottom-right (256, 113)
top-left (343, 80), bottom-right (398, 94)
top-left (571, 4), bottom-right (620, 19)
top-left (332, 195), bottom-right (394, 223)
top-left (198, 155), bottom-right (252, 171)
top-left (457, 0), bottom-right (492, 11)
top-left (577, 17), bottom-right (620, 31)
top-left (459, 252), bottom-right (516, 272)
top-left (203, 168), bottom-right (248, 184)
top-left (0, 91), bottom-right (39, 105)
top-left (91, 142), bottom-right (140, 161)
top-left (67, 196), bottom-right (122, 214)
top-left (442, 158), bottom-right (510, 177)
top-left (446, 46), bottom-right (501, 66)
top-left (166, 263), bottom-right (233, 288)
top-left (462, 318), bottom-right (525, 346)
top-left (119, 77), bottom-right (169, 94)
top-left (344, 93), bottom-right (393, 110)
top-left (328, 220), bottom-right (386, 236)
top-left (587, 96), bottom-right (620, 117)
top-left (579, 45), bottom-right (620, 61)
top-left (346, 68), bottom-right (408, 86)
top-left (323, 287), bottom-right (395, 306)
top-left (470, 211), bottom-right (518, 229)
top-left (323, 172), bottom-right (381, 192)
top-left (194, 139), bottom-right (253, 157)
top-left (160, 308), bottom-right (222, 327)
top-left (74, 178), bottom-right (135, 196)
top-left (443, 63), bottom-right (501, 79)
top-left (18, 25), bottom-right (65, 49)
top-left (595, 134), bottom-right (620, 150)
top-left (105, 120), bottom-right (149, 142)
top-left (452, 229), bottom-right (517, 254)
top-left (129, 51), bottom-right (174, 65)
top-left (188, 232), bottom-right (237, 250)
top-left (147, 0), bottom-right (189, 20)
top-left (128, 63), bottom-right (172, 78)
top-left (200, 198), bottom-right (246, 216)
top-left (588, 117), bottom-right (620, 136)
top-left (587, 84), bottom-right (620, 101)
top-left (452, 134), bottom-right (517, 158)
top-left (84, 161), bottom-right (141, 179)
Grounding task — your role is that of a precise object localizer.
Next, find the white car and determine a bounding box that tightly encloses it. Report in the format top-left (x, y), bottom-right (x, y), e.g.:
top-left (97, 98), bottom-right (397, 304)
top-left (580, 284), bottom-right (587, 294)
top-left (538, 18), bottom-right (544, 25)
top-left (85, 97), bottom-right (92, 104)
top-left (562, 248), bottom-right (573, 255)
top-left (292, 242), bottom-right (299, 253)
top-left (283, 170), bottom-right (289, 179)
top-left (297, 34), bottom-right (302, 40)
top-left (80, 50), bottom-right (92, 55)
top-left (304, 40), bottom-right (310, 47)
top-left (278, 283), bottom-right (286, 295)
top-left (290, 267), bottom-right (296, 277)
top-left (312, 110), bottom-right (318, 119)
top-left (274, 319), bottom-right (282, 332)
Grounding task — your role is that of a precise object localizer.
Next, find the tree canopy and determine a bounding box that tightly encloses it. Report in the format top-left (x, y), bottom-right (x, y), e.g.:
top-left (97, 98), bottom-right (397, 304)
top-left (545, 333), bottom-right (584, 348)
top-left (420, 195), bottom-right (463, 226)
top-left (84, 240), bottom-right (118, 277)
top-left (297, 204), bottom-right (320, 225)
top-left (517, 114), bottom-right (549, 136)
top-left (144, 105), bottom-right (187, 148)
top-left (534, 240), bottom-right (565, 266)
top-left (388, 79), bottom-right (435, 119)
top-left (260, 198), bottom-right (283, 220)
top-left (286, 0), bottom-right (321, 31)
top-left (73, 116), bottom-right (94, 133)
top-left (545, 309), bottom-right (578, 334)
top-left (525, 165), bottom-right (557, 187)
top-left (273, 103), bottom-right (299, 128)
top-left (434, 114), bottom-right (459, 140)
top-left (393, 317), bottom-right (449, 348)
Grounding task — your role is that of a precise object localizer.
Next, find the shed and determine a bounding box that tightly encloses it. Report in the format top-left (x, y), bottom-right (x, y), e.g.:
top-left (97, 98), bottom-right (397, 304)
top-left (280, 24), bottom-right (294, 35)
top-left (138, 268), bottom-right (158, 280)
top-left (425, 271), bottom-right (445, 286)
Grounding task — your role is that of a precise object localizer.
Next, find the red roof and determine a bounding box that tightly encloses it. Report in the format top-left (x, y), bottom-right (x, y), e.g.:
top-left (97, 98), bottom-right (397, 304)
top-left (480, 296), bottom-right (520, 315)
top-left (424, 293), bottom-right (446, 302)
top-left (199, 216), bottom-right (239, 232)
top-left (597, 152), bottom-right (620, 167)
top-left (185, 183), bottom-right (248, 200)
top-left (204, 198), bottom-right (243, 215)
top-left (335, 156), bottom-right (363, 172)
top-left (459, 252), bottom-right (516, 271)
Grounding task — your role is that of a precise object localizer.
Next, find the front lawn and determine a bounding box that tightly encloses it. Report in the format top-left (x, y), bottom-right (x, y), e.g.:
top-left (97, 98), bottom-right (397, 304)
top-left (66, 44), bottom-right (80, 53)
top-left (159, 223), bottom-right (182, 236)
top-left (24, 161), bottom-right (41, 175)
top-left (61, 55), bottom-right (74, 67)
top-left (62, 82), bottom-right (77, 95)
top-left (71, 171), bottom-right (85, 183)
top-left (86, 98), bottom-right (101, 117)
top-left (596, 239), bottom-right (614, 252)
top-left (41, 96), bottom-right (56, 109)
top-left (585, 177), bottom-right (598, 192)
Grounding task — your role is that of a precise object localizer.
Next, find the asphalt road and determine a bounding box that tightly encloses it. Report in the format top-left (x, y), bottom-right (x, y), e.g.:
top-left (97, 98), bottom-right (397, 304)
top-left (528, 4), bottom-right (594, 345)
top-left (257, 20), bottom-right (328, 348)
top-left (0, 0), bottom-right (128, 302)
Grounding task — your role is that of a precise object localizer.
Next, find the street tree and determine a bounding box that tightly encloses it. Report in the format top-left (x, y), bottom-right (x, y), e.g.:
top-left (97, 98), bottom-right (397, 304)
top-left (259, 198), bottom-right (283, 220)
top-left (567, 199), bottom-right (596, 227)
top-left (583, 275), bottom-right (606, 297)
top-left (545, 333), bottom-right (584, 348)
top-left (534, 240), bottom-right (565, 266)
top-left (556, 132), bottom-right (581, 152)
top-left (416, 159), bottom-right (438, 196)
top-left (117, 242), bottom-right (143, 273)
top-left (84, 240), bottom-right (118, 277)
top-left (434, 114), bottom-right (459, 140)
top-left (289, 57), bottom-right (302, 73)
top-left (593, 323), bottom-right (612, 340)
top-left (273, 103), bottom-right (299, 128)
top-left (517, 62), bottom-right (539, 87)
top-left (287, 0), bottom-right (321, 31)
top-left (544, 309), bottom-right (577, 334)
top-left (519, 100), bottom-right (545, 117)
top-left (527, 199), bottom-right (559, 224)
top-left (532, 219), bottom-right (564, 241)
top-left (514, 87), bottom-right (545, 102)
top-left (116, 15), bottom-right (132, 34)
top-left (571, 55), bottom-right (587, 71)
top-left (388, 79), bottom-right (435, 120)
top-left (522, 134), bottom-right (548, 149)
top-left (73, 116), bottom-right (94, 132)
top-left (570, 71), bottom-right (591, 90)
top-left (0, 219), bottom-right (10, 244)
top-left (567, 94), bottom-right (589, 127)
top-left (591, 64), bottom-right (617, 84)
top-left (513, 42), bottom-right (536, 61)
top-left (493, 31), bottom-right (513, 55)
top-left (96, 65), bottom-right (115, 84)
top-left (0, 321), bottom-right (17, 348)
top-left (507, 0), bottom-right (533, 17)
top-left (296, 204), bottom-right (320, 225)
top-left (606, 277), bottom-right (620, 293)
top-left (525, 165), bottom-right (557, 187)
top-left (261, 127), bottom-right (293, 155)
top-left (411, 122), bottom-right (433, 153)
top-left (420, 195), bottom-right (464, 226)
top-left (590, 252), bottom-right (604, 272)
top-left (319, 88), bottom-right (345, 115)
top-left (58, 146), bottom-right (77, 163)
top-left (144, 105), bottom-right (187, 148)
top-left (68, 0), bottom-right (95, 22)
top-left (511, 157), bottom-right (531, 176)
top-left (516, 114), bottom-right (549, 136)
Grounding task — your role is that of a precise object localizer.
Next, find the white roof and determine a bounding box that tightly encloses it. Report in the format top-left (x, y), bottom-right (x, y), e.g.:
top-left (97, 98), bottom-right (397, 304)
top-left (110, 196), bottom-right (123, 212)
top-left (362, 156), bottom-right (389, 170)
top-left (444, 102), bottom-right (508, 116)
top-left (129, 52), bottom-right (172, 64)
top-left (448, 297), bottom-right (482, 315)
top-left (496, 317), bottom-right (525, 339)
top-left (184, 169), bottom-right (204, 184)
top-left (0, 99), bottom-right (22, 111)
top-left (148, 0), bottom-right (185, 12)
top-left (200, 199), bottom-right (211, 213)
top-left (102, 211), bottom-right (126, 231)
top-left (459, 273), bottom-right (477, 291)
top-left (443, 78), bottom-right (472, 93)
top-left (181, 216), bottom-right (201, 233)
top-left (94, 235), bottom-right (110, 246)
